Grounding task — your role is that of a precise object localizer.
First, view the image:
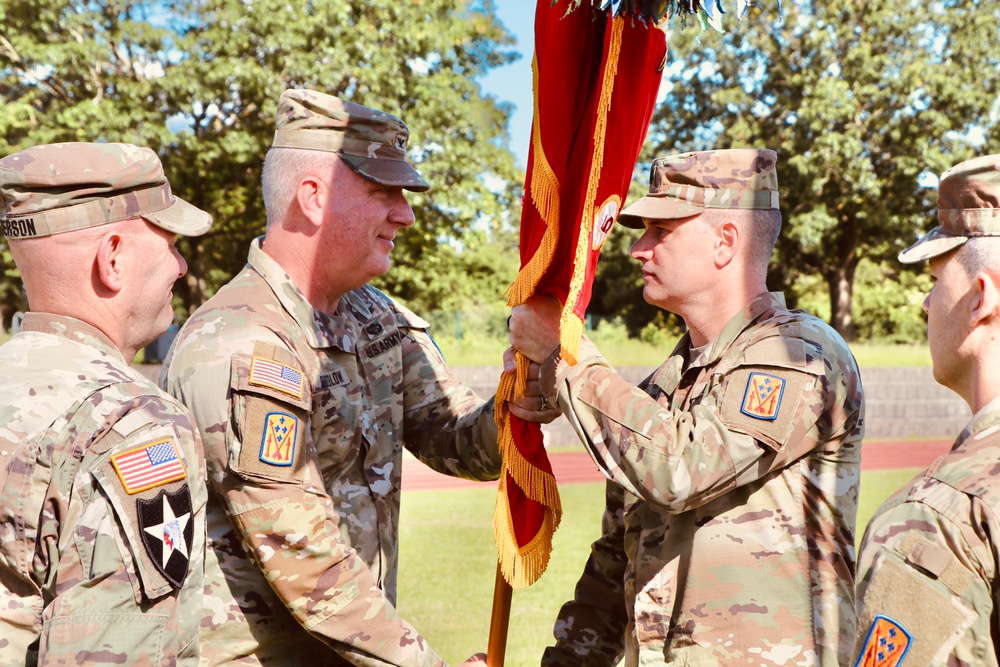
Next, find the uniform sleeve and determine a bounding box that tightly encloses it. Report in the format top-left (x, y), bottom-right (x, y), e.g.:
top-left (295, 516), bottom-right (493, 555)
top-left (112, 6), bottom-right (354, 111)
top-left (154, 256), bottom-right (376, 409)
top-left (164, 334), bottom-right (446, 667)
top-left (541, 482), bottom-right (629, 667)
top-left (41, 393), bottom-right (207, 667)
top-left (854, 491), bottom-right (996, 666)
top-left (399, 324), bottom-right (501, 481)
top-left (543, 335), bottom-right (847, 514)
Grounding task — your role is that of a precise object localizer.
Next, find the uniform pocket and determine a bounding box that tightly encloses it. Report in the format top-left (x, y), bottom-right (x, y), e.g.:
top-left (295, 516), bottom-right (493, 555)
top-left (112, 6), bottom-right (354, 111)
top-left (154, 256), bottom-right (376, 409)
top-left (39, 612), bottom-right (167, 666)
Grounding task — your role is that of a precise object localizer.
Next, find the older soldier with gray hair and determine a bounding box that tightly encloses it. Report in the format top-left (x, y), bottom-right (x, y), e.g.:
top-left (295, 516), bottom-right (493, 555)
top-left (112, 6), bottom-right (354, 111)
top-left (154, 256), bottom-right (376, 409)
top-left (853, 155), bottom-right (1000, 666)
top-left (510, 149), bottom-right (865, 665)
top-left (0, 142), bottom-right (211, 665)
top-left (162, 89), bottom-right (557, 666)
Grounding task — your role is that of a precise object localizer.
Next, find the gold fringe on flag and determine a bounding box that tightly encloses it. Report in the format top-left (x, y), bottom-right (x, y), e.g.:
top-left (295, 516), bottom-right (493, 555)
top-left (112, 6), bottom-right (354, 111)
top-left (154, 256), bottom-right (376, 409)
top-left (560, 15), bottom-right (625, 365)
top-left (493, 473), bottom-right (557, 588)
top-left (504, 53), bottom-right (562, 308)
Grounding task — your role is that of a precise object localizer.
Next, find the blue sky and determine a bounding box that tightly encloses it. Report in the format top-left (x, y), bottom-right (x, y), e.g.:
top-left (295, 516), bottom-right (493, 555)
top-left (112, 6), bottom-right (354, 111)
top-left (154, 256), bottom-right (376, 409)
top-left (478, 0), bottom-right (536, 167)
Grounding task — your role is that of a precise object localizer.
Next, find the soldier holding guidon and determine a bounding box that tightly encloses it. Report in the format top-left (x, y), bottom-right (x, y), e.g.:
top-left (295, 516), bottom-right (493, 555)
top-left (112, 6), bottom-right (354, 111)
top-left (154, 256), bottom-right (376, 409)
top-left (0, 142), bottom-right (211, 665)
top-left (510, 149), bottom-right (865, 665)
top-left (162, 89), bottom-right (557, 666)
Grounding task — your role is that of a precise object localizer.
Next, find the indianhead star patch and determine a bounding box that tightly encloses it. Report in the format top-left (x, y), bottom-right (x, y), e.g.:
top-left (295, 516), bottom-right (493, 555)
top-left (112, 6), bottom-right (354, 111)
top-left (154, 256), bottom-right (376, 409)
top-left (138, 487), bottom-right (194, 589)
top-left (855, 615), bottom-right (911, 667)
top-left (111, 438), bottom-right (186, 495)
top-left (260, 411), bottom-right (298, 466)
top-left (740, 372), bottom-right (785, 421)
top-left (249, 356), bottom-right (304, 399)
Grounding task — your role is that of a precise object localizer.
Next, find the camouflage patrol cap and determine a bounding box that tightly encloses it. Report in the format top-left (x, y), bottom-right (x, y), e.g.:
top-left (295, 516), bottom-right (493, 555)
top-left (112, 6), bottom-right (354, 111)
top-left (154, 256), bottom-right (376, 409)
top-left (0, 142), bottom-right (212, 240)
top-left (899, 154), bottom-right (1000, 263)
top-left (272, 89), bottom-right (430, 192)
top-left (618, 149), bottom-right (780, 229)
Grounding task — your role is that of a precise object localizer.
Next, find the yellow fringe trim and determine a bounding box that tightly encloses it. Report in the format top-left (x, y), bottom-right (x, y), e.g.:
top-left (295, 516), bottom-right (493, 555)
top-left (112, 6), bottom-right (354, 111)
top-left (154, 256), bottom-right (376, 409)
top-left (560, 16), bottom-right (624, 365)
top-left (504, 52), bottom-right (562, 308)
top-left (493, 472), bottom-right (557, 589)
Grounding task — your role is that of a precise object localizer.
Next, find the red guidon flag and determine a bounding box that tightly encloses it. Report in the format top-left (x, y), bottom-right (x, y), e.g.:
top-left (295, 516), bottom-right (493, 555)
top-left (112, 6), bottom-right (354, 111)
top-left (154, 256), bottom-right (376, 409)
top-left (493, 0), bottom-right (667, 588)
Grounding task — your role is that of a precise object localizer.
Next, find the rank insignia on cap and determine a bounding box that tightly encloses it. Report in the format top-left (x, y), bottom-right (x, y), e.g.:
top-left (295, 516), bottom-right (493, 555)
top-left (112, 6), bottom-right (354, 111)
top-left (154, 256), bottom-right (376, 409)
top-left (855, 615), bottom-right (911, 667)
top-left (138, 487), bottom-right (194, 589)
top-left (260, 411), bottom-right (299, 467)
top-left (740, 372), bottom-right (785, 421)
top-left (249, 356), bottom-right (304, 399)
top-left (111, 438), bottom-right (186, 495)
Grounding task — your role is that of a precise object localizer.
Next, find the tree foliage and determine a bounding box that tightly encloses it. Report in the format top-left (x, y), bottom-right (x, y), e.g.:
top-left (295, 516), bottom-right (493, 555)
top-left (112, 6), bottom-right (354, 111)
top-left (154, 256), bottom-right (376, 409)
top-left (626, 0), bottom-right (1000, 341)
top-left (0, 0), bottom-right (522, 326)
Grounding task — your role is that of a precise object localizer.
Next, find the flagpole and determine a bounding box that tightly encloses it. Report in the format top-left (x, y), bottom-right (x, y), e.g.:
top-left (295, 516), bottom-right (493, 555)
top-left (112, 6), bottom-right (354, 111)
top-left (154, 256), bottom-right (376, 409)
top-left (486, 565), bottom-right (513, 667)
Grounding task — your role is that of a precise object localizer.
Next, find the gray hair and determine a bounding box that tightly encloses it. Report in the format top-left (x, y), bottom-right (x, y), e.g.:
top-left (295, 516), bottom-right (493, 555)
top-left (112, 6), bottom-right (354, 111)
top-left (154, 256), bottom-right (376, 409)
top-left (261, 147), bottom-right (340, 228)
top-left (958, 236), bottom-right (1000, 277)
top-left (701, 208), bottom-right (781, 271)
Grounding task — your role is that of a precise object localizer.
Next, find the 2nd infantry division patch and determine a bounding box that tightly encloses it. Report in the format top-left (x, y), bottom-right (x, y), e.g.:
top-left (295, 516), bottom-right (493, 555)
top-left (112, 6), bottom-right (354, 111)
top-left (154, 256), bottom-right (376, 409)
top-left (740, 372), bottom-right (785, 421)
top-left (138, 487), bottom-right (194, 589)
top-left (856, 615), bottom-right (911, 667)
top-left (260, 411), bottom-right (299, 466)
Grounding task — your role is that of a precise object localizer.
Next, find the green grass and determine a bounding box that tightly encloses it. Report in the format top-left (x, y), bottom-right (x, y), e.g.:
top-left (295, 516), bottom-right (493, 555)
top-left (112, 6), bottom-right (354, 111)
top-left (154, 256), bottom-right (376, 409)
top-left (399, 467), bottom-right (922, 666)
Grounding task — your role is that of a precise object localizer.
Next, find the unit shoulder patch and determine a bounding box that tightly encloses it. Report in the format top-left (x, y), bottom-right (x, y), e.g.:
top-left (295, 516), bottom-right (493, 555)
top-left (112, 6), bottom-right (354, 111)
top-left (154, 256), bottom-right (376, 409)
top-left (111, 438), bottom-right (187, 495)
top-left (259, 411), bottom-right (299, 466)
top-left (138, 487), bottom-right (194, 589)
top-left (740, 372), bottom-right (785, 421)
top-left (855, 615), bottom-right (911, 667)
top-left (249, 355), bottom-right (304, 399)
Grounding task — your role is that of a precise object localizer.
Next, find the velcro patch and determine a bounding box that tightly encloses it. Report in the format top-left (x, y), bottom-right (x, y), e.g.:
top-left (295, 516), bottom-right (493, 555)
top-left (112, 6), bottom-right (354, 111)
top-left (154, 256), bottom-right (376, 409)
top-left (111, 438), bottom-right (187, 494)
top-left (740, 372), bottom-right (785, 421)
top-left (855, 615), bottom-right (911, 667)
top-left (260, 411), bottom-right (299, 467)
top-left (138, 486), bottom-right (194, 589)
top-left (249, 356), bottom-right (304, 399)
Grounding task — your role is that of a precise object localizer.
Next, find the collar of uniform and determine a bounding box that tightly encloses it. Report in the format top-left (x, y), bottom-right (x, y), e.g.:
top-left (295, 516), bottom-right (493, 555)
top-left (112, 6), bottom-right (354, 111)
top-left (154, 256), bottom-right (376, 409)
top-left (691, 291), bottom-right (787, 370)
top-left (19, 312), bottom-right (126, 361)
top-left (955, 392), bottom-right (1000, 450)
top-left (246, 236), bottom-right (360, 352)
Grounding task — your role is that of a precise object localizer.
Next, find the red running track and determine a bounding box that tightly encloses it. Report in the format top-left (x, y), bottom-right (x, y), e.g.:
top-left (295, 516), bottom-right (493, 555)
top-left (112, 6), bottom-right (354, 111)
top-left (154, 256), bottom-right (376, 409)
top-left (401, 439), bottom-right (954, 492)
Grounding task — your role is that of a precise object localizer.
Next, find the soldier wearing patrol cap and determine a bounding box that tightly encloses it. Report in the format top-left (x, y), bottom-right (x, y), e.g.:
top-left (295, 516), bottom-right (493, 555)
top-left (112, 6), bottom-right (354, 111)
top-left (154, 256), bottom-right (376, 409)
top-left (510, 148), bottom-right (865, 665)
top-left (854, 154), bottom-right (1000, 666)
top-left (0, 142), bottom-right (211, 665)
top-left (161, 89), bottom-right (558, 666)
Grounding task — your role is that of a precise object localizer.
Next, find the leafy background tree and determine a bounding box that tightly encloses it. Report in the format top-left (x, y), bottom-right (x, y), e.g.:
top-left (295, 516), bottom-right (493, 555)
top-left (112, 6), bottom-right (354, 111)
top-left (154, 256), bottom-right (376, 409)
top-left (0, 0), bottom-right (522, 327)
top-left (594, 0), bottom-right (1000, 342)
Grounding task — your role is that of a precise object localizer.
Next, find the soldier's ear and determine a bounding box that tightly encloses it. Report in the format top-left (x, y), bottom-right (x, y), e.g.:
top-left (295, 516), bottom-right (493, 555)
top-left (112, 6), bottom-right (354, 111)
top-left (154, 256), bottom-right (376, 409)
top-left (969, 271), bottom-right (1000, 328)
top-left (95, 231), bottom-right (125, 293)
top-left (295, 175), bottom-right (328, 230)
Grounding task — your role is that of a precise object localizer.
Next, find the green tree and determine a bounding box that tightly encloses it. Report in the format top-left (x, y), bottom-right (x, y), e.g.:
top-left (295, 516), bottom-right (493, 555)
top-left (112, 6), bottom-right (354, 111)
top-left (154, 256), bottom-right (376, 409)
top-left (0, 0), bottom-right (522, 325)
top-left (641, 0), bottom-right (1000, 340)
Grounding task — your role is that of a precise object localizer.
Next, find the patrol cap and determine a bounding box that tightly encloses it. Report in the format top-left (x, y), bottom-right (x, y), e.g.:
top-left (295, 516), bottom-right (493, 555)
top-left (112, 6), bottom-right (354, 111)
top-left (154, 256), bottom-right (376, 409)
top-left (271, 89), bottom-right (430, 193)
top-left (898, 154), bottom-right (1000, 263)
top-left (0, 142), bottom-right (212, 240)
top-left (618, 148), bottom-right (780, 229)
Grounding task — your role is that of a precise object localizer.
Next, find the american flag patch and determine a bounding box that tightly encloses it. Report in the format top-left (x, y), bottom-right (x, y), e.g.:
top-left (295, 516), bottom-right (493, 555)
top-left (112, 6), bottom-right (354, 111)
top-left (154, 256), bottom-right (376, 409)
top-left (111, 439), bottom-right (187, 495)
top-left (249, 356), bottom-right (304, 399)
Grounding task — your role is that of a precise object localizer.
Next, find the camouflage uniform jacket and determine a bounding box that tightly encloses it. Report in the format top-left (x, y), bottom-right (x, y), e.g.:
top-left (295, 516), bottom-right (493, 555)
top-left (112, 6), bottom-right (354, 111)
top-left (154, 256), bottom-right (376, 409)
top-left (540, 292), bottom-right (865, 666)
top-left (854, 396), bottom-right (1000, 666)
top-left (162, 237), bottom-right (501, 667)
top-left (0, 313), bottom-right (207, 667)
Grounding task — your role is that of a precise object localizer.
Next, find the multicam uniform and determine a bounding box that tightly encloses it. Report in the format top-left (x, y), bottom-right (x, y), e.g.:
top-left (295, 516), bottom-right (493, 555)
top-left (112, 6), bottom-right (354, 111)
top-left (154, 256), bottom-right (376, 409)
top-left (540, 292), bottom-right (865, 666)
top-left (854, 397), bottom-right (1000, 666)
top-left (0, 313), bottom-right (206, 666)
top-left (163, 238), bottom-right (501, 666)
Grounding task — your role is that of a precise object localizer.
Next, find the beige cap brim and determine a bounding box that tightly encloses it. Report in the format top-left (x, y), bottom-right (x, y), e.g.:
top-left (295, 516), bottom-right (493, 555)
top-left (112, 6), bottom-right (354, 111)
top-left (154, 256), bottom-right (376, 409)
top-left (617, 195), bottom-right (703, 229)
top-left (142, 196), bottom-right (213, 237)
top-left (338, 155), bottom-right (430, 193)
top-left (898, 226), bottom-right (968, 264)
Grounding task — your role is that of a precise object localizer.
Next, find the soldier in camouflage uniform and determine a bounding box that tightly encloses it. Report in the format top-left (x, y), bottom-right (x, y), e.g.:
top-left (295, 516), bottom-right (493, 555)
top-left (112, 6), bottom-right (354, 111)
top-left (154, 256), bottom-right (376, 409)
top-left (510, 149), bottom-right (865, 665)
top-left (0, 142), bottom-right (211, 666)
top-left (161, 89), bottom-right (558, 666)
top-left (853, 155), bottom-right (1000, 666)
